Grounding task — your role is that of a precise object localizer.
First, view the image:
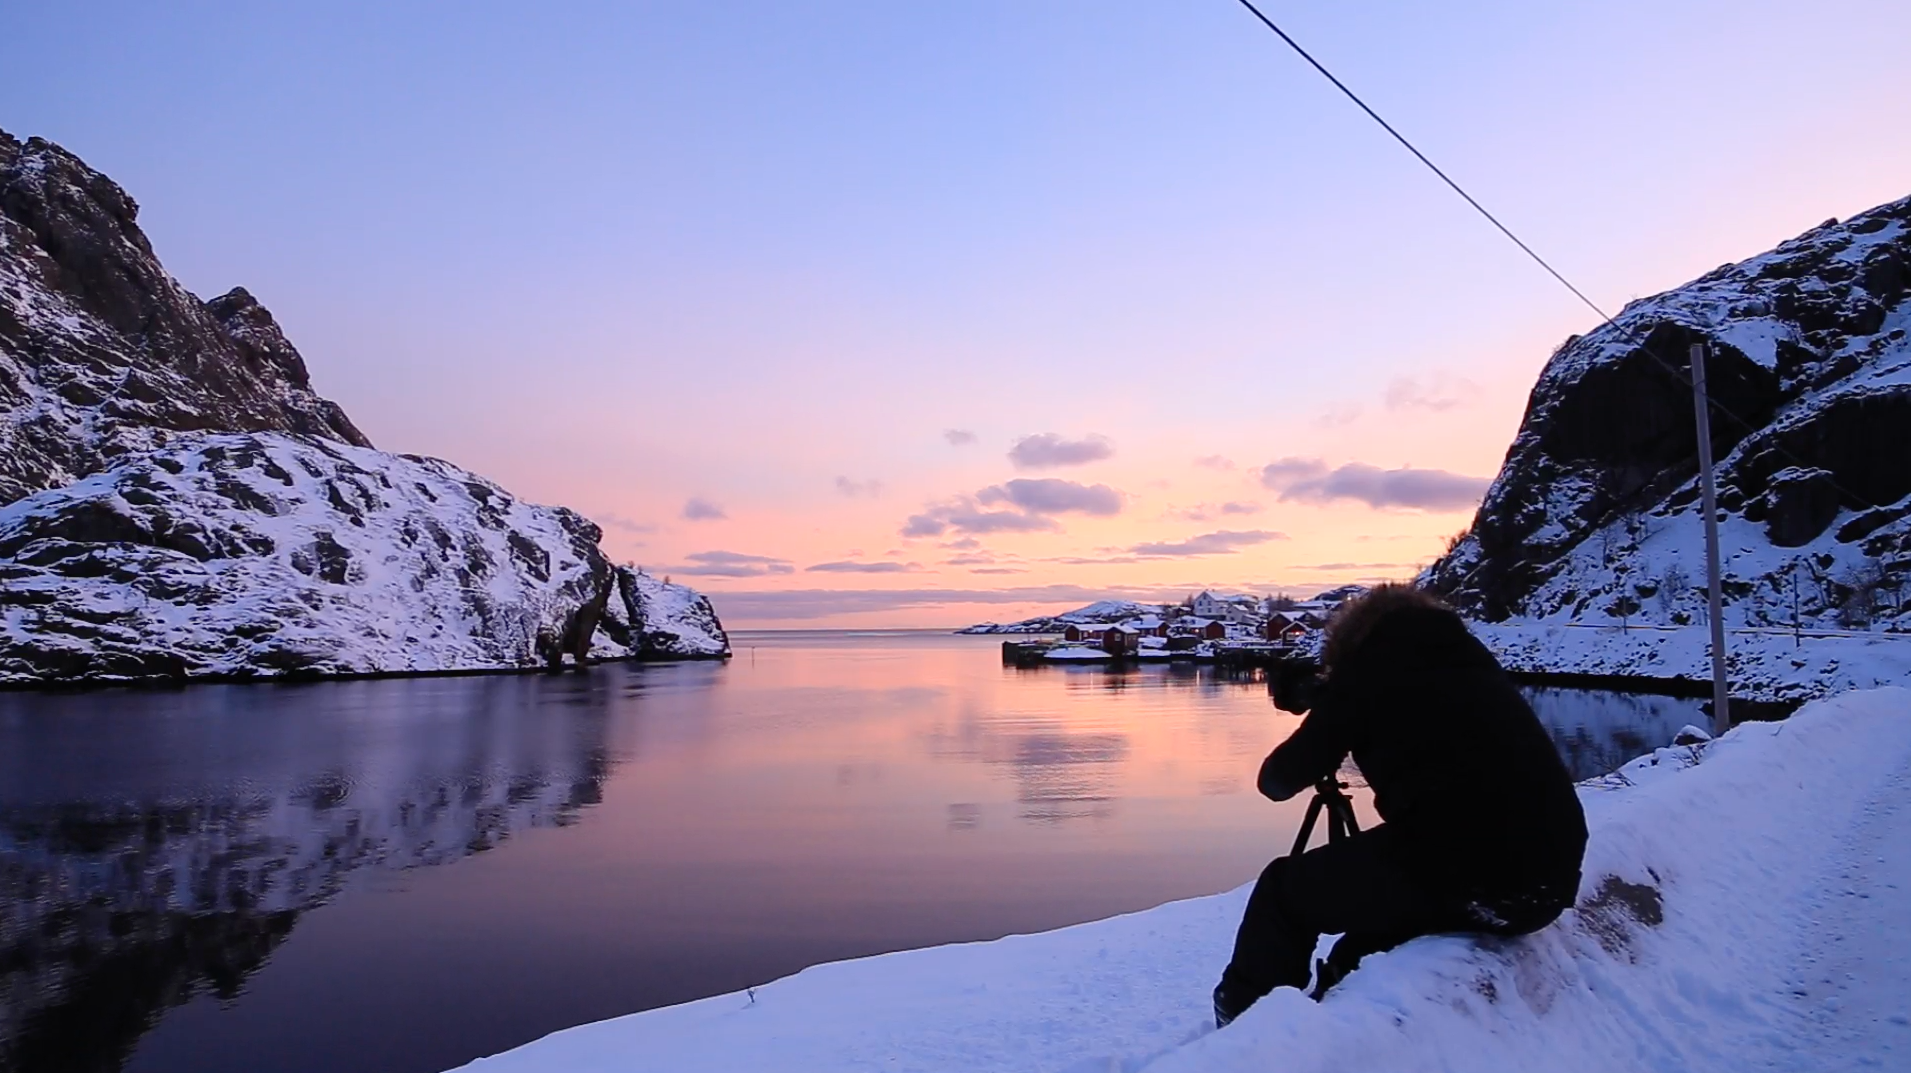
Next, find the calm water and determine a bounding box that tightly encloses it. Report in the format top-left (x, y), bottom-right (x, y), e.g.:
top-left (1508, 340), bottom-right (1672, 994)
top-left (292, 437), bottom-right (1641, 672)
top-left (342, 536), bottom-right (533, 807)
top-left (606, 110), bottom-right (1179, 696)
top-left (0, 631), bottom-right (1706, 1073)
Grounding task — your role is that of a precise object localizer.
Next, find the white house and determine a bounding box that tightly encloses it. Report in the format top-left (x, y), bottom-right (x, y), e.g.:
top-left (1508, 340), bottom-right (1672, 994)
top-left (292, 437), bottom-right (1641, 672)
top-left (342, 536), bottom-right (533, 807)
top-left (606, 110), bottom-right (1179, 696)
top-left (1191, 590), bottom-right (1232, 619)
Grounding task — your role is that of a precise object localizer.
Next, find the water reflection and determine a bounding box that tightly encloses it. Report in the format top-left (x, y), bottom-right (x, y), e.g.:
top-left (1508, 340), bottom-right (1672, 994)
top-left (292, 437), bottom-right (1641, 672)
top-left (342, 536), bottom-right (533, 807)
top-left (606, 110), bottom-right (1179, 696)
top-left (0, 676), bottom-right (616, 1073)
top-left (0, 633), bottom-right (1710, 1073)
top-left (1518, 686), bottom-right (1708, 781)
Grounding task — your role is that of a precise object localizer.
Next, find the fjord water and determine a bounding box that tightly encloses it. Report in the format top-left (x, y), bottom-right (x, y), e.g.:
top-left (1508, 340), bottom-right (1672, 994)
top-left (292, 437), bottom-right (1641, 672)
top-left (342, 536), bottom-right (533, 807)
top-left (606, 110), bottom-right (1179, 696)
top-left (0, 632), bottom-right (1705, 1073)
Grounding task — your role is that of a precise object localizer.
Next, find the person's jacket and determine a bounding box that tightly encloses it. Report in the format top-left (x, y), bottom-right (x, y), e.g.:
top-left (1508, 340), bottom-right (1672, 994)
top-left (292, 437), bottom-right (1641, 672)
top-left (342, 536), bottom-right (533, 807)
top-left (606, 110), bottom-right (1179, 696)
top-left (1259, 605), bottom-right (1587, 902)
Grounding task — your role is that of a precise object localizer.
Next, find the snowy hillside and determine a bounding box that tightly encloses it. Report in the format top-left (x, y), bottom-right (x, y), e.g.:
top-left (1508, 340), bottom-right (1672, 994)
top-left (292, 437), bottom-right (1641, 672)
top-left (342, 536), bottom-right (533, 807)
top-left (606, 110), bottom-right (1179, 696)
top-left (1426, 193), bottom-right (1911, 697)
top-left (0, 128), bottom-right (728, 682)
top-left (451, 687), bottom-right (1911, 1073)
top-left (0, 128), bottom-right (369, 506)
top-left (595, 567), bottom-right (730, 660)
top-left (0, 433), bottom-right (723, 683)
top-left (959, 600), bottom-right (1163, 634)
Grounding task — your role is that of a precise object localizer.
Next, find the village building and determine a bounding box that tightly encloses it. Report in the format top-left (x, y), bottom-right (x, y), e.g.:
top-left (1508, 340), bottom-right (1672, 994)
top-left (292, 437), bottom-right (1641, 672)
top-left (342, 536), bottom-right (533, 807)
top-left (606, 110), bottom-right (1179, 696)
top-left (1263, 612), bottom-right (1311, 645)
top-left (1170, 616), bottom-right (1228, 641)
top-left (1101, 623), bottom-right (1142, 654)
top-left (1190, 590), bottom-right (1233, 620)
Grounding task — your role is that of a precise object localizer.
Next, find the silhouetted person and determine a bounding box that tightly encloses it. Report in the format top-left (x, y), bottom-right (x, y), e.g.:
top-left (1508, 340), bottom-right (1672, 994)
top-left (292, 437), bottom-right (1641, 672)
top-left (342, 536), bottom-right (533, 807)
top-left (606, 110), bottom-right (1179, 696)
top-left (1214, 584), bottom-right (1587, 1026)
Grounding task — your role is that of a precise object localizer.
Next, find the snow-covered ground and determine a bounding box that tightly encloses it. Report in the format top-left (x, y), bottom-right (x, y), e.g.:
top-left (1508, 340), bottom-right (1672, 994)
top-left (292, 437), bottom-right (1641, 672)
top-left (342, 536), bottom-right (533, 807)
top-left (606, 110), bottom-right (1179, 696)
top-left (453, 688), bottom-right (1911, 1073)
top-left (1472, 619), bottom-right (1911, 702)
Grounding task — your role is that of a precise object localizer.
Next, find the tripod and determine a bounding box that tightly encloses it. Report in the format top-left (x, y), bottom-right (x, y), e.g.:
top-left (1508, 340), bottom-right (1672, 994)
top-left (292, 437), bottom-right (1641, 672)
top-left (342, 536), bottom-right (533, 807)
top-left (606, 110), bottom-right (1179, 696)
top-left (1290, 775), bottom-right (1360, 856)
top-left (1286, 775), bottom-right (1367, 1000)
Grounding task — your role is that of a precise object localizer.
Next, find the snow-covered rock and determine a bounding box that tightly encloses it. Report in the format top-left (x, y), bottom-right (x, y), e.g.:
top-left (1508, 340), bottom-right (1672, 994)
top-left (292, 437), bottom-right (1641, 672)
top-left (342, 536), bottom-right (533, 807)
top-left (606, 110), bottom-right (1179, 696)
top-left (0, 128), bottom-right (729, 681)
top-left (0, 432), bottom-right (726, 683)
top-left (1426, 193), bottom-right (1911, 697)
top-left (0, 128), bottom-right (369, 506)
top-left (449, 687), bottom-right (1911, 1073)
top-left (594, 567), bottom-right (729, 660)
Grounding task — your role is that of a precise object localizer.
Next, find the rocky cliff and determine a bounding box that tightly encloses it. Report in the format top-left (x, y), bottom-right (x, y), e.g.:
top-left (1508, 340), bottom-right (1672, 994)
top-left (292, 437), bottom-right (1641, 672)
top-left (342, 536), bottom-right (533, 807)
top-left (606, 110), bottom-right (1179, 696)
top-left (0, 129), bottom-right (369, 505)
top-left (1425, 194), bottom-right (1911, 696)
top-left (0, 129), bottom-right (727, 682)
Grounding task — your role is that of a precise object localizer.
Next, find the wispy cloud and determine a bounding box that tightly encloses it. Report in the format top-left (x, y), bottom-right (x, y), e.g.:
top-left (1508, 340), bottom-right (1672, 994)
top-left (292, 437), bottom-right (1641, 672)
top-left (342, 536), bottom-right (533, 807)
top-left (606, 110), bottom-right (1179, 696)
top-left (941, 537), bottom-right (982, 551)
top-left (1008, 433), bottom-right (1113, 470)
top-left (1384, 372), bottom-right (1479, 412)
top-left (807, 560), bottom-right (921, 574)
top-left (682, 497), bottom-right (727, 521)
top-left (1193, 455), bottom-right (1235, 470)
top-left (1169, 500), bottom-right (1263, 522)
top-left (666, 549), bottom-right (793, 577)
top-left (835, 476), bottom-right (884, 498)
top-left (944, 428), bottom-right (978, 446)
top-left (976, 478), bottom-right (1123, 516)
top-left (1129, 530), bottom-right (1286, 557)
top-left (902, 499), bottom-right (1061, 538)
top-left (969, 567), bottom-right (1025, 574)
top-left (595, 512), bottom-right (656, 533)
top-left (705, 584), bottom-right (1167, 622)
top-left (1259, 458), bottom-right (1488, 512)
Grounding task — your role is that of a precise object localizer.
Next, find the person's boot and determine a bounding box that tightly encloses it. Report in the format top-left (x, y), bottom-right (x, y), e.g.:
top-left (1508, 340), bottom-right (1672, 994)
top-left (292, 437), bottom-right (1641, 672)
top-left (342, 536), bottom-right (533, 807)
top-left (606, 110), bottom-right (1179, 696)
top-left (1212, 981), bottom-right (1250, 1028)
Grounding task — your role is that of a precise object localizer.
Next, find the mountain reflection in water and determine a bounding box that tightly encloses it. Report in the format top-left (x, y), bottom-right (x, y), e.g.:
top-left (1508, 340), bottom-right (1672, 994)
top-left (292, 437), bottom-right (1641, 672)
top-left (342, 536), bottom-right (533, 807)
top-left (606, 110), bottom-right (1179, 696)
top-left (0, 632), bottom-right (1704, 1073)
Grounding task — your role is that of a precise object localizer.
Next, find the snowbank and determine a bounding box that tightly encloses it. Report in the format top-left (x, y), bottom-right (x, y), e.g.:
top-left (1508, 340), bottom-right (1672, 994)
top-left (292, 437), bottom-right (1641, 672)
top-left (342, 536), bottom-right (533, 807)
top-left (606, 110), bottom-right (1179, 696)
top-left (1472, 618), bottom-right (1911, 702)
top-left (452, 687), bottom-right (1911, 1073)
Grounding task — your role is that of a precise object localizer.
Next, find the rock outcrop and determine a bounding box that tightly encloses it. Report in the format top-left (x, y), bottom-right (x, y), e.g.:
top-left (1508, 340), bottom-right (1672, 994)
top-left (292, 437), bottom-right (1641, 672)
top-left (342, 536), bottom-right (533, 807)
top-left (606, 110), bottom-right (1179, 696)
top-left (0, 129), bottom-right (729, 682)
top-left (596, 566), bottom-right (731, 660)
top-left (0, 129), bottom-right (368, 506)
top-left (1425, 194), bottom-right (1911, 693)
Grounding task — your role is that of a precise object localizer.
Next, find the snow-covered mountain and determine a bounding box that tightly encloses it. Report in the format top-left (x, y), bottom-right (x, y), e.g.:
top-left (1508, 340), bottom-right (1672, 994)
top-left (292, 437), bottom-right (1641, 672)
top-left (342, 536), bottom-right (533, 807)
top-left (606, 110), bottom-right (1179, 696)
top-left (1426, 194), bottom-right (1911, 697)
top-left (0, 129), bottom-right (369, 505)
top-left (0, 128), bottom-right (727, 682)
top-left (0, 433), bottom-right (727, 683)
top-left (959, 601), bottom-right (1170, 635)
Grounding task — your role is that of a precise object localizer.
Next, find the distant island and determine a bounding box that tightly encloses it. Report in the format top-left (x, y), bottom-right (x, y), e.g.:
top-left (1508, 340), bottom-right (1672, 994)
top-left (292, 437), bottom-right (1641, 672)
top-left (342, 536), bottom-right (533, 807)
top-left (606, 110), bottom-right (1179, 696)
top-left (958, 586), bottom-right (1366, 635)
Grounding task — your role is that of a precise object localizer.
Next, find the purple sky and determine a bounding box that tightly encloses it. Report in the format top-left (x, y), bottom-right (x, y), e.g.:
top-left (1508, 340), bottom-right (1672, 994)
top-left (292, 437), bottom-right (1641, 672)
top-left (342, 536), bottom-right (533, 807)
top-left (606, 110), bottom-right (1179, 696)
top-left (7, 1), bottom-right (1909, 625)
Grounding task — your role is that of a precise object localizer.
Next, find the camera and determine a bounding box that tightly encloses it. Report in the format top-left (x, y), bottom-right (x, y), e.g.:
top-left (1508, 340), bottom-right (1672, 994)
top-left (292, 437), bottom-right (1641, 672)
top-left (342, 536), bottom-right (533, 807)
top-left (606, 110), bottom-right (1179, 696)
top-left (1271, 664), bottom-right (1324, 714)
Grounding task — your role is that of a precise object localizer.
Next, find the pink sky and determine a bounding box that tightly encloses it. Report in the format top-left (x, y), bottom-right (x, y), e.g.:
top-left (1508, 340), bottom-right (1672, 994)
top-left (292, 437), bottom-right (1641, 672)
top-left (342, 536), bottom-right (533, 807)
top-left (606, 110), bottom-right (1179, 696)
top-left (9, 1), bottom-right (1909, 627)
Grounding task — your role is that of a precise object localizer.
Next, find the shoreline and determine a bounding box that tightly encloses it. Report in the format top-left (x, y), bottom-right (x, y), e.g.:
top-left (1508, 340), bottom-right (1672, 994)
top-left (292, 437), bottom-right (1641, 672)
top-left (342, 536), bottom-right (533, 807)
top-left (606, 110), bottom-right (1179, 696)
top-left (0, 651), bottom-right (730, 694)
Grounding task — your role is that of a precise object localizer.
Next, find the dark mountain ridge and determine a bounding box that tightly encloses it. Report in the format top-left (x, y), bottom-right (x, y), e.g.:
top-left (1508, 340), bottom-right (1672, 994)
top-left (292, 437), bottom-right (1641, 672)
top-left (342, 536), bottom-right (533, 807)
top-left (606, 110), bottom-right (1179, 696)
top-left (0, 128), bottom-right (367, 506)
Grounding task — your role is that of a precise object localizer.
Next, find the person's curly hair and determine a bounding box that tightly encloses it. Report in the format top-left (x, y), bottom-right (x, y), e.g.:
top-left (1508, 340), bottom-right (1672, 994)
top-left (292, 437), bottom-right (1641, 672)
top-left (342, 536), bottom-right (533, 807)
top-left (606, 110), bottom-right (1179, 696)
top-left (1321, 583), bottom-right (1450, 672)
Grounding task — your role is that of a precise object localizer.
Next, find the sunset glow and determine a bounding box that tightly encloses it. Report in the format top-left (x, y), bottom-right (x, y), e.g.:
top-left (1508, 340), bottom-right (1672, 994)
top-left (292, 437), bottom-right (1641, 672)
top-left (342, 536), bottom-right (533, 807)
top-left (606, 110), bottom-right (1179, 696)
top-left (10, 0), bottom-right (1908, 626)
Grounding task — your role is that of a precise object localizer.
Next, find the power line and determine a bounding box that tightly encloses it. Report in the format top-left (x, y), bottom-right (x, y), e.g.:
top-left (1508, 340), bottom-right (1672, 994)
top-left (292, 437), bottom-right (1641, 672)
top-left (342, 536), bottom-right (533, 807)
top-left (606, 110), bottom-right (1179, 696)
top-left (1230, 0), bottom-right (1612, 325)
top-left (1227, 0), bottom-right (1868, 515)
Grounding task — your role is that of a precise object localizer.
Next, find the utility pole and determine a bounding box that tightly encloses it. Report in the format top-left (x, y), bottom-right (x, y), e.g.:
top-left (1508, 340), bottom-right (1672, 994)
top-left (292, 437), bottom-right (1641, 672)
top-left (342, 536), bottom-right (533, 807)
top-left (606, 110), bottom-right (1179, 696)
top-left (1691, 343), bottom-right (1731, 735)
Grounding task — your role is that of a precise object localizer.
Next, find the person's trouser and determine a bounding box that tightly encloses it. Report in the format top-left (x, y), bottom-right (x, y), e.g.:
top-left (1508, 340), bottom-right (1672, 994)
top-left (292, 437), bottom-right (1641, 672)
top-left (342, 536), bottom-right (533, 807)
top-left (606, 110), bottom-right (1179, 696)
top-left (1214, 823), bottom-right (1477, 1022)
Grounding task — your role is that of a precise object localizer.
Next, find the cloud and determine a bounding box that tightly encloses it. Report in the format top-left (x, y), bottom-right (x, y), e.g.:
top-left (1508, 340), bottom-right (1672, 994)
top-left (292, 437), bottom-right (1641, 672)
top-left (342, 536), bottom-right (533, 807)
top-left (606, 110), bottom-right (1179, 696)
top-left (682, 497), bottom-right (727, 521)
top-left (1384, 372), bottom-right (1479, 412)
top-left (942, 553), bottom-right (996, 566)
top-left (944, 428), bottom-right (978, 446)
top-left (1175, 500), bottom-right (1265, 521)
top-left (969, 567), bottom-right (1025, 574)
top-left (1129, 530), bottom-right (1287, 557)
top-left (1046, 555), bottom-right (1142, 565)
top-left (941, 537), bottom-right (982, 551)
top-left (665, 549), bottom-right (794, 577)
top-left (902, 500), bottom-right (1061, 538)
top-left (1260, 457), bottom-right (1489, 512)
top-left (1312, 403), bottom-right (1366, 429)
top-left (1258, 457), bottom-right (1329, 488)
top-left (806, 560), bottom-right (921, 574)
top-left (703, 584), bottom-right (1163, 622)
top-left (1008, 433), bottom-right (1113, 470)
top-left (976, 478), bottom-right (1123, 516)
top-left (835, 476), bottom-right (884, 498)
top-left (595, 512), bottom-right (656, 533)
top-left (1193, 455), bottom-right (1235, 470)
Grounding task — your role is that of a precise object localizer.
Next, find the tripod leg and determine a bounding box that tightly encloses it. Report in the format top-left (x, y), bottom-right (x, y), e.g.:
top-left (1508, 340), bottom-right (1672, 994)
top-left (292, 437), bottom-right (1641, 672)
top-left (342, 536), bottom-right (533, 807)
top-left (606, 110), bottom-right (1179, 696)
top-left (1292, 796), bottom-right (1324, 856)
